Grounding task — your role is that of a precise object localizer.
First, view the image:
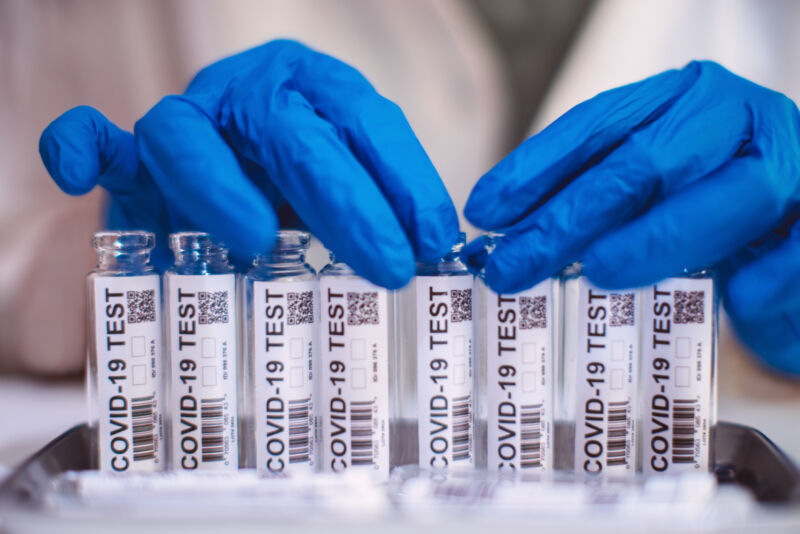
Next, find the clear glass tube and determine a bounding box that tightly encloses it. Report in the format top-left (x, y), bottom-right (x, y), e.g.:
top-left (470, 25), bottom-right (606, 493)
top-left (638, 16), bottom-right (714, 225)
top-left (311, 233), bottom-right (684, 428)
top-left (475, 235), bottom-right (558, 474)
top-left (318, 253), bottom-right (394, 481)
top-left (398, 233), bottom-right (475, 470)
top-left (560, 264), bottom-right (640, 479)
top-left (640, 270), bottom-right (717, 475)
top-left (87, 230), bottom-right (164, 472)
top-left (242, 230), bottom-right (317, 474)
top-left (164, 232), bottom-right (239, 471)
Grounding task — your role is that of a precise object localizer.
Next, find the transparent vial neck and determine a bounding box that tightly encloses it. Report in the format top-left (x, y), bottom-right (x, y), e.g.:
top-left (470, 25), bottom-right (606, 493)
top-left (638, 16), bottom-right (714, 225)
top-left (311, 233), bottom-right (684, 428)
top-left (169, 232), bottom-right (232, 272)
top-left (251, 230), bottom-right (312, 275)
top-left (320, 251), bottom-right (357, 277)
top-left (92, 231), bottom-right (155, 274)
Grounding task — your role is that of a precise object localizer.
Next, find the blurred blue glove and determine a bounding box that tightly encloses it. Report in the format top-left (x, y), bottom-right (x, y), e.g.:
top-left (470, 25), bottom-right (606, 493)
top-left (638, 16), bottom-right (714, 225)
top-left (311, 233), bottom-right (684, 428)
top-left (465, 61), bottom-right (800, 374)
top-left (39, 39), bottom-right (459, 288)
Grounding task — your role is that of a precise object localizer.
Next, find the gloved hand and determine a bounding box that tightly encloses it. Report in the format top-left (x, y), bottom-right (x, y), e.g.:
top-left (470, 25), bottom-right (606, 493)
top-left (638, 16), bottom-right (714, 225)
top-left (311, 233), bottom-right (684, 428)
top-left (39, 39), bottom-right (458, 288)
top-left (465, 61), bottom-right (800, 374)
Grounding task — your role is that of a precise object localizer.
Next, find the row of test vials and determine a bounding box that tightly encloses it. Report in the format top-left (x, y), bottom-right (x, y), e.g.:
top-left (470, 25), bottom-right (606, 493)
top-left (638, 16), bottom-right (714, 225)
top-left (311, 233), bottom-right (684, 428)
top-left (88, 229), bottom-right (716, 480)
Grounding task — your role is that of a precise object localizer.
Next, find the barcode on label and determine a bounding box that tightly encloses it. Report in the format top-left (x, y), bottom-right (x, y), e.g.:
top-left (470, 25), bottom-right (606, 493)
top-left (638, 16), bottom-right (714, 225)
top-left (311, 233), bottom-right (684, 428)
top-left (609, 293), bottom-right (635, 327)
top-left (350, 400), bottom-right (374, 466)
top-left (450, 289), bottom-right (472, 323)
top-left (347, 292), bottom-right (379, 326)
top-left (452, 394), bottom-right (472, 461)
top-left (606, 400), bottom-right (630, 466)
top-left (199, 291), bottom-right (229, 325)
top-left (200, 397), bottom-right (225, 462)
top-left (288, 398), bottom-right (311, 464)
top-left (672, 399), bottom-right (698, 464)
top-left (131, 394), bottom-right (156, 462)
top-left (519, 295), bottom-right (546, 330)
top-left (127, 290), bottom-right (156, 324)
top-left (674, 291), bottom-right (704, 324)
top-left (520, 403), bottom-right (543, 468)
top-left (288, 291), bottom-right (314, 326)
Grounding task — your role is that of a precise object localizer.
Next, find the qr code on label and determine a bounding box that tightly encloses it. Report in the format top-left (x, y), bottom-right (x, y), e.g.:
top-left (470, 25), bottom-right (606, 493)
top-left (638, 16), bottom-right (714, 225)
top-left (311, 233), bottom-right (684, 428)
top-left (127, 290), bottom-right (155, 323)
top-left (450, 289), bottom-right (472, 323)
top-left (609, 293), bottom-right (635, 327)
top-left (347, 292), bottom-right (379, 326)
top-left (519, 295), bottom-right (546, 329)
top-left (288, 291), bottom-right (313, 325)
top-left (199, 291), bottom-right (229, 325)
top-left (674, 290), bottom-right (704, 324)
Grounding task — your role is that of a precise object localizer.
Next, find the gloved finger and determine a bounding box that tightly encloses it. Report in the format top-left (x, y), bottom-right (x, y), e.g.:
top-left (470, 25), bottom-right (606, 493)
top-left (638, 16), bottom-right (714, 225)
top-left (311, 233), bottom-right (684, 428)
top-left (134, 95), bottom-right (278, 257)
top-left (726, 219), bottom-right (800, 321)
top-left (465, 62), bottom-right (702, 229)
top-left (581, 155), bottom-right (791, 289)
top-left (39, 105), bottom-right (139, 195)
top-left (218, 86), bottom-right (416, 289)
top-left (486, 99), bottom-right (752, 289)
top-left (290, 42), bottom-right (459, 261)
top-left (462, 235), bottom-right (491, 275)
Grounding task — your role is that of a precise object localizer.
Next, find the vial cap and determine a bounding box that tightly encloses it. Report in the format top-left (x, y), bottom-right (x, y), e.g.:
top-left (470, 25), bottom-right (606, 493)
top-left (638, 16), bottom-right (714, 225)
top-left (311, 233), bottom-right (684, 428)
top-left (92, 230), bottom-right (155, 253)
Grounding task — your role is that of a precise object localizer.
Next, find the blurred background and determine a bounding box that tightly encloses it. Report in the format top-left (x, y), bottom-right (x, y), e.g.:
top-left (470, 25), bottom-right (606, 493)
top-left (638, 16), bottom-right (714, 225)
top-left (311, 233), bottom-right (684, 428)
top-left (0, 0), bottom-right (798, 473)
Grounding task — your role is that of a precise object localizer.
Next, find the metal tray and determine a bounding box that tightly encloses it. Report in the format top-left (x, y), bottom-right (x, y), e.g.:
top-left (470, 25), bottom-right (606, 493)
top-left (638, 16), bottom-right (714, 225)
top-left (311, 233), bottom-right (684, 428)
top-left (0, 421), bottom-right (798, 533)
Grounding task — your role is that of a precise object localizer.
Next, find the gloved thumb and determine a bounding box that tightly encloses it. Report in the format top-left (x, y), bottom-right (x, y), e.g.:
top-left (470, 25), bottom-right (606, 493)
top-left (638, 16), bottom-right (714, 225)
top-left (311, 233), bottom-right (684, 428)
top-left (39, 106), bottom-right (139, 196)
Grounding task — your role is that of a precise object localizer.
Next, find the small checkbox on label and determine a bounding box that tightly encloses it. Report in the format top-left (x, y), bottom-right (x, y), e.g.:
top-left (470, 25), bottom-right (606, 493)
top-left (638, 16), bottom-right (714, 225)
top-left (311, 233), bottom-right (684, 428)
top-left (131, 336), bottom-right (146, 358)
top-left (291, 366), bottom-right (304, 388)
top-left (202, 366), bottom-right (217, 387)
top-left (132, 364), bottom-right (147, 385)
top-left (611, 340), bottom-right (625, 361)
top-left (453, 335), bottom-right (465, 357)
top-left (522, 371), bottom-right (537, 393)
top-left (352, 367), bottom-right (366, 389)
top-left (676, 337), bottom-right (690, 359)
top-left (676, 366), bottom-right (690, 387)
top-left (454, 363), bottom-right (466, 385)
top-left (522, 343), bottom-right (536, 364)
top-left (611, 369), bottom-right (623, 390)
top-left (202, 337), bottom-right (216, 359)
top-left (290, 337), bottom-right (303, 359)
top-left (351, 338), bottom-right (366, 360)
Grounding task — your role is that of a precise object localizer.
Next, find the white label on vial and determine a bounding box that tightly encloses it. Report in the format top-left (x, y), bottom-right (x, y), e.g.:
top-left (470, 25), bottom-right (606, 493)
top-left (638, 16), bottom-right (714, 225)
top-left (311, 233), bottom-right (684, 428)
top-left (252, 280), bottom-right (317, 474)
top-left (416, 275), bottom-right (474, 468)
top-left (93, 275), bottom-right (162, 472)
top-left (485, 279), bottom-right (553, 472)
top-left (320, 278), bottom-right (390, 480)
top-left (573, 278), bottom-right (638, 477)
top-left (642, 277), bottom-right (714, 474)
top-left (168, 274), bottom-right (238, 471)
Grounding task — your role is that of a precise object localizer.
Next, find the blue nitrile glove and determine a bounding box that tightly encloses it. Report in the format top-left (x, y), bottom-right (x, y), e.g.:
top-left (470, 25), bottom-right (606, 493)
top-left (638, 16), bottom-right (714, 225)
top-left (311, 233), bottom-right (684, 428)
top-left (39, 39), bottom-right (459, 288)
top-left (464, 61), bottom-right (800, 374)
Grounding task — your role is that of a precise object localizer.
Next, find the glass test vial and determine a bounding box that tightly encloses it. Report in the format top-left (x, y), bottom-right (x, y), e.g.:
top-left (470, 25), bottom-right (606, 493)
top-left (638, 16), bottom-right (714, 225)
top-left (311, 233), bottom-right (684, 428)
top-left (244, 231), bottom-right (317, 475)
top-left (319, 253), bottom-right (393, 480)
top-left (88, 231), bottom-right (164, 473)
top-left (399, 233), bottom-right (474, 469)
top-left (165, 232), bottom-right (239, 471)
top-left (640, 271), bottom-right (717, 475)
top-left (560, 263), bottom-right (640, 479)
top-left (475, 235), bottom-right (557, 474)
